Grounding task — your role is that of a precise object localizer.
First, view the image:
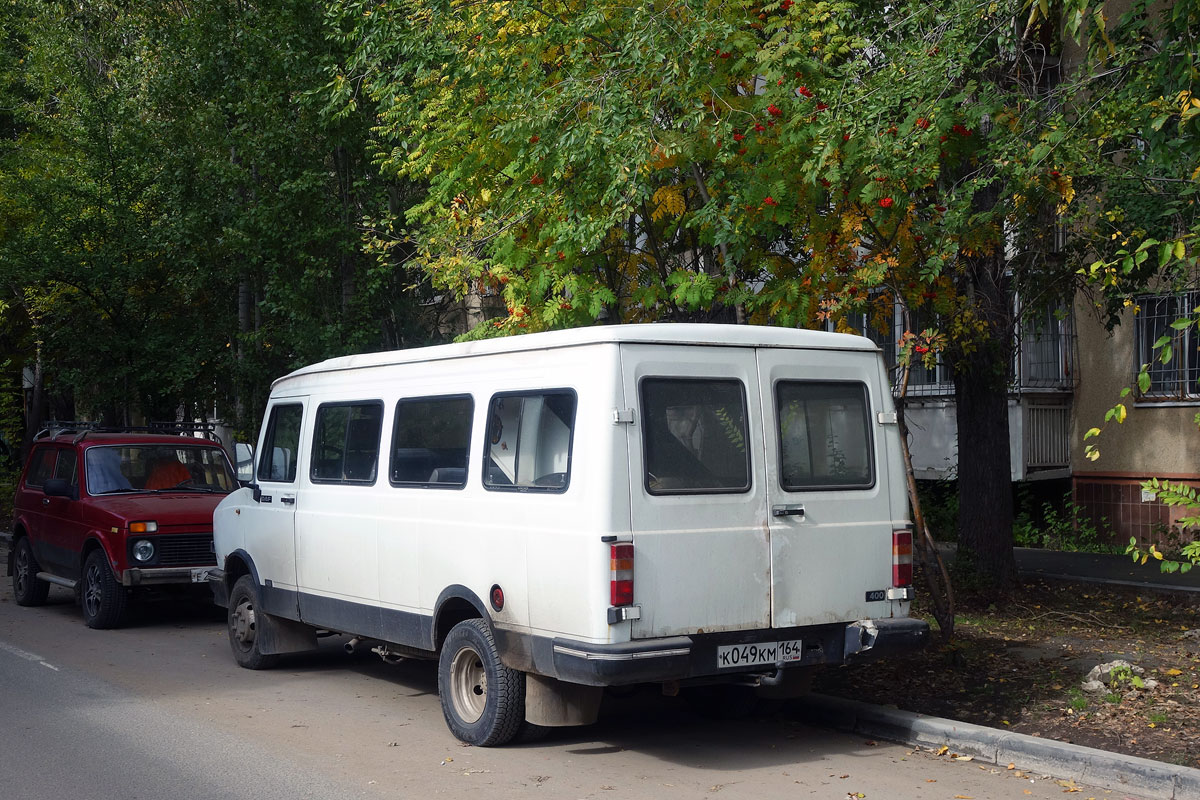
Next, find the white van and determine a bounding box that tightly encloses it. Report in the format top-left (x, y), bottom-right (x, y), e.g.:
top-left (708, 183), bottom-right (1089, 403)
top-left (210, 323), bottom-right (928, 745)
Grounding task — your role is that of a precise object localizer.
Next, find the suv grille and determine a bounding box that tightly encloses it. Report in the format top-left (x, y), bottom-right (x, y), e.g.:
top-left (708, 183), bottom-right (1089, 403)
top-left (155, 534), bottom-right (216, 567)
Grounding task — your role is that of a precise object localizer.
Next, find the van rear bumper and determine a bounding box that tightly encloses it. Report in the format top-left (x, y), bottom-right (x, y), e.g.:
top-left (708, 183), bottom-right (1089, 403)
top-left (549, 617), bottom-right (929, 686)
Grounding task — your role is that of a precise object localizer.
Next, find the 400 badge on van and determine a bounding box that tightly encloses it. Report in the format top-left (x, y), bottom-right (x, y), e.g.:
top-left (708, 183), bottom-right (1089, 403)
top-left (209, 323), bottom-right (929, 746)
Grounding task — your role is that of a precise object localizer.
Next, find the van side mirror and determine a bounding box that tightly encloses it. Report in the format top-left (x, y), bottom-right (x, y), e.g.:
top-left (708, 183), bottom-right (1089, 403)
top-left (234, 442), bottom-right (255, 483)
top-left (43, 477), bottom-right (77, 501)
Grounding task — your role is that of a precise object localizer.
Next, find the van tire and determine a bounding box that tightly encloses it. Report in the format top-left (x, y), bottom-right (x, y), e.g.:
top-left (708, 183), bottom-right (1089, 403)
top-left (12, 537), bottom-right (50, 606)
top-left (438, 618), bottom-right (524, 746)
top-left (81, 549), bottom-right (129, 629)
top-left (227, 575), bottom-right (280, 670)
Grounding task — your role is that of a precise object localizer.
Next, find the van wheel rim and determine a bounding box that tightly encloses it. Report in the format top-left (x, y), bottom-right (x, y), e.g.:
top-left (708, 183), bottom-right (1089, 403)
top-left (83, 562), bottom-right (102, 617)
top-left (450, 646), bottom-right (487, 723)
top-left (230, 597), bottom-right (257, 649)
top-left (14, 547), bottom-right (29, 595)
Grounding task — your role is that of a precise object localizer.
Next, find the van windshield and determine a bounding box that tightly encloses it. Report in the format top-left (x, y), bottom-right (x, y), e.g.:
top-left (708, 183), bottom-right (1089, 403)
top-left (85, 445), bottom-right (237, 495)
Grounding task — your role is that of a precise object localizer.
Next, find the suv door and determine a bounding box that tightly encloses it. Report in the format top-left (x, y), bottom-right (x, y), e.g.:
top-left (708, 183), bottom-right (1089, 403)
top-left (758, 347), bottom-right (896, 627)
top-left (622, 343), bottom-right (772, 638)
top-left (246, 402), bottom-right (305, 617)
top-left (37, 448), bottom-right (84, 574)
top-left (16, 446), bottom-right (58, 567)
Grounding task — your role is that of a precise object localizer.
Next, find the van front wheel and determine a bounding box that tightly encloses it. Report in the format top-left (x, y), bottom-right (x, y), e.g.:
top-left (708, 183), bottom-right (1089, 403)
top-left (438, 619), bottom-right (524, 746)
top-left (227, 575), bottom-right (279, 670)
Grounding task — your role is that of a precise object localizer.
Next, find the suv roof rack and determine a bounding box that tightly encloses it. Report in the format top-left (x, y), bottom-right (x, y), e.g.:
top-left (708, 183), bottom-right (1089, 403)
top-left (33, 421), bottom-right (223, 446)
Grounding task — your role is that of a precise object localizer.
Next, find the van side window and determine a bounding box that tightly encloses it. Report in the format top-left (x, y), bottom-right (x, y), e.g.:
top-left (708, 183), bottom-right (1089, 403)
top-left (311, 402), bottom-right (384, 484)
top-left (776, 381), bottom-right (874, 490)
top-left (257, 404), bottom-right (303, 483)
top-left (641, 378), bottom-right (751, 495)
top-left (25, 447), bottom-right (57, 488)
top-left (391, 395), bottom-right (473, 488)
top-left (483, 391), bottom-right (576, 492)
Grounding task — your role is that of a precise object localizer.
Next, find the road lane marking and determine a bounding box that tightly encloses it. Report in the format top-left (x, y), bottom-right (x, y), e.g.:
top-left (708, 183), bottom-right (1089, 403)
top-left (0, 639), bottom-right (58, 671)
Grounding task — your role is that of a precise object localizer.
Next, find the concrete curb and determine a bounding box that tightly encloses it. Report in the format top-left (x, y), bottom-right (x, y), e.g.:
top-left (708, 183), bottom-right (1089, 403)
top-left (798, 693), bottom-right (1200, 800)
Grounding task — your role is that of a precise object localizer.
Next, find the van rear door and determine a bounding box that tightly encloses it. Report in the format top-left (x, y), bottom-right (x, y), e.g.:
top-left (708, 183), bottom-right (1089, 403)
top-left (621, 344), bottom-right (771, 639)
top-left (758, 348), bottom-right (894, 628)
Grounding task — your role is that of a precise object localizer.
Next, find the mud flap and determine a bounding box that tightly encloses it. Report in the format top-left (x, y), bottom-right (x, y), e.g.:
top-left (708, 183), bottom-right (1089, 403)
top-left (256, 610), bottom-right (319, 656)
top-left (525, 674), bottom-right (603, 727)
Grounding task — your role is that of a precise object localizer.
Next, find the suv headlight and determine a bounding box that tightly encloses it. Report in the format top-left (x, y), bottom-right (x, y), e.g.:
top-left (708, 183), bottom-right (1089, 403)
top-left (129, 521), bottom-right (158, 533)
top-left (132, 539), bottom-right (155, 562)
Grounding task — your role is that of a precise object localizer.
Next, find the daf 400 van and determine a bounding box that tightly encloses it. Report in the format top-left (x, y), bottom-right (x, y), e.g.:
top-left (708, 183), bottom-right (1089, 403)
top-left (210, 323), bottom-right (928, 745)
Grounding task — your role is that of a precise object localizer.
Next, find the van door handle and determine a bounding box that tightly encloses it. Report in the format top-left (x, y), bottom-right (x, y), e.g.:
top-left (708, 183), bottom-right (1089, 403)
top-left (280, 496), bottom-right (295, 506)
top-left (772, 504), bottom-right (805, 518)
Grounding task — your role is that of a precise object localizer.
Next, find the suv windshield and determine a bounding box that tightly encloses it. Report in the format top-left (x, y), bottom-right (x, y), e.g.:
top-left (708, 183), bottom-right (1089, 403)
top-left (85, 445), bottom-right (236, 495)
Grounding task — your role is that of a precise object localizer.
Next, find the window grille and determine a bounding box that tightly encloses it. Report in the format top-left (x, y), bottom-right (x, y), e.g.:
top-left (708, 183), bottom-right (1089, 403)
top-left (1135, 291), bottom-right (1200, 401)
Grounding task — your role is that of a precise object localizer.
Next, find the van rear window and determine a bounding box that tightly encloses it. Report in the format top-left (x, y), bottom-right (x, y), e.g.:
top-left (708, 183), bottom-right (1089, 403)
top-left (641, 378), bottom-right (750, 495)
top-left (391, 395), bottom-right (473, 488)
top-left (776, 381), bottom-right (874, 490)
top-left (484, 391), bottom-right (575, 492)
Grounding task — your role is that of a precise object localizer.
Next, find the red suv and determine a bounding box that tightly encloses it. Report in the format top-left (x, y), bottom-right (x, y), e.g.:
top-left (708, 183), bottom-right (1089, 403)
top-left (5, 426), bottom-right (237, 628)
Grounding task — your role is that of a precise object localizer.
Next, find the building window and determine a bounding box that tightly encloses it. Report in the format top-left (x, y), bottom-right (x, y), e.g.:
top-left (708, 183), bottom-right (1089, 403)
top-left (1136, 291), bottom-right (1200, 401)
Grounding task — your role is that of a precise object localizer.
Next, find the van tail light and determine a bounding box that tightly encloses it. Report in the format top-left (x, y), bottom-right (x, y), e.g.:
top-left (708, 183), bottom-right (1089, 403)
top-left (610, 543), bottom-right (634, 606)
top-left (892, 529), bottom-right (913, 588)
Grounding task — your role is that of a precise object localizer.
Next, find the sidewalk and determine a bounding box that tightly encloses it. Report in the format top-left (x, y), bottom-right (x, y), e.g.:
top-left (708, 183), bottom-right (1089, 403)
top-left (1014, 546), bottom-right (1200, 593)
top-left (932, 543), bottom-right (1200, 593)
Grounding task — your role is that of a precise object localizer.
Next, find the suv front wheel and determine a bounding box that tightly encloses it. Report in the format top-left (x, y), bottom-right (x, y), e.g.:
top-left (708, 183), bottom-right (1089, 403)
top-left (12, 537), bottom-right (50, 606)
top-left (81, 549), bottom-right (129, 629)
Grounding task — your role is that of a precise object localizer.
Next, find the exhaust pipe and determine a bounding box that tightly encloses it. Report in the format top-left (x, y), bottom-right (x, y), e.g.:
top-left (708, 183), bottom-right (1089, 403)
top-left (345, 636), bottom-right (376, 654)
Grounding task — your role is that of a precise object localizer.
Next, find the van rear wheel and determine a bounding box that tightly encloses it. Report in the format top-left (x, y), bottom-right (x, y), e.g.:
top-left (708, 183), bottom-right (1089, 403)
top-left (438, 618), bottom-right (524, 746)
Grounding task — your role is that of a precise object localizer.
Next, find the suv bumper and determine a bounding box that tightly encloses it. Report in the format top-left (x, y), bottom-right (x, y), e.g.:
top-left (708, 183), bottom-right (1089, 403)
top-left (121, 566), bottom-right (215, 587)
top-left (548, 617), bottom-right (929, 686)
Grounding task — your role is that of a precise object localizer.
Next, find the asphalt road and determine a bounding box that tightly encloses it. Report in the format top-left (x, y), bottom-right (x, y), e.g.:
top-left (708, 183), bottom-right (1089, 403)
top-left (0, 575), bottom-right (1131, 800)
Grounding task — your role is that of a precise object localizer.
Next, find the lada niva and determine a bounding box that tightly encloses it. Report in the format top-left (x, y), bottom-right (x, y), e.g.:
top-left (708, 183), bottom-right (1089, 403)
top-left (6, 426), bottom-right (237, 628)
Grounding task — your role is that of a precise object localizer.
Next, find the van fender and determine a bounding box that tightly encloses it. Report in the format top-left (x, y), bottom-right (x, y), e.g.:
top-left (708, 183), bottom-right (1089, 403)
top-left (219, 549), bottom-right (300, 620)
top-left (431, 585), bottom-right (491, 649)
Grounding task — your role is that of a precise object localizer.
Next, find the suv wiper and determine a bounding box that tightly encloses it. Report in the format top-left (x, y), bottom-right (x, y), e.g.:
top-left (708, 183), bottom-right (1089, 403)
top-left (152, 486), bottom-right (218, 493)
top-left (97, 488), bottom-right (147, 495)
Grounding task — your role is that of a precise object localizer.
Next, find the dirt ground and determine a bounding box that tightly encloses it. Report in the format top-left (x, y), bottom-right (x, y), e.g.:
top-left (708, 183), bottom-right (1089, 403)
top-left (815, 575), bottom-right (1200, 768)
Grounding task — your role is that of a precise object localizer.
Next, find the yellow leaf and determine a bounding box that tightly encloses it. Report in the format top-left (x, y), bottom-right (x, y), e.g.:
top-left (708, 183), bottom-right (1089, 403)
top-left (1007, 763), bottom-right (1017, 770)
top-left (1165, 668), bottom-right (1183, 676)
top-left (936, 745), bottom-right (949, 756)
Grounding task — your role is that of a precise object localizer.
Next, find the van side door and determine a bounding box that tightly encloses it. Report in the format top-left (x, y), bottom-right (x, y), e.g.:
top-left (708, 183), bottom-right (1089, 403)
top-left (247, 402), bottom-right (305, 618)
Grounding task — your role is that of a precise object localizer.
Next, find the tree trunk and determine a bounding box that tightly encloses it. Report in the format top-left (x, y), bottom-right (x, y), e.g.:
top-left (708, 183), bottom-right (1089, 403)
top-left (951, 253), bottom-right (1018, 590)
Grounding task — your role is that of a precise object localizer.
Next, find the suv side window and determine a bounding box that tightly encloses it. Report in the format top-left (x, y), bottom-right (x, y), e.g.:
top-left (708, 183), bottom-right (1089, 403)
top-left (391, 395), bottom-right (473, 488)
top-left (311, 402), bottom-right (384, 484)
top-left (25, 447), bottom-right (57, 488)
top-left (483, 391), bottom-right (575, 492)
top-left (258, 404), bottom-right (303, 483)
top-left (53, 449), bottom-right (79, 488)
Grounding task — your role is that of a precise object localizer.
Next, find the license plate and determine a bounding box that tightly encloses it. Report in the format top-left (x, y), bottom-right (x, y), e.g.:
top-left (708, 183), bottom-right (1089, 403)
top-left (190, 568), bottom-right (211, 583)
top-left (716, 640), bottom-right (802, 669)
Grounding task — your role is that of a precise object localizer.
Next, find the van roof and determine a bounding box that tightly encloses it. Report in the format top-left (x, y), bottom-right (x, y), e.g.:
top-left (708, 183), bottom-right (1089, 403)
top-left (278, 323), bottom-right (878, 386)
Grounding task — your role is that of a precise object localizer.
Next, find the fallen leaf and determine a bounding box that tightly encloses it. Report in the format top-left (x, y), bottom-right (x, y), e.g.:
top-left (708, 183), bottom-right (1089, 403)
top-left (1165, 668), bottom-right (1183, 676)
top-left (954, 755), bottom-right (974, 762)
top-left (936, 746), bottom-right (949, 756)
top-left (1007, 764), bottom-right (1017, 770)
top-left (954, 795), bottom-right (973, 799)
